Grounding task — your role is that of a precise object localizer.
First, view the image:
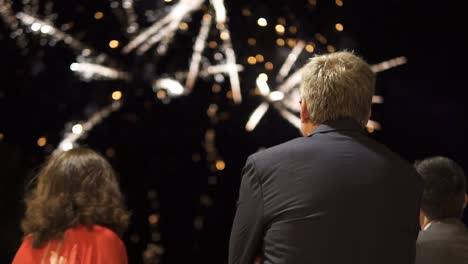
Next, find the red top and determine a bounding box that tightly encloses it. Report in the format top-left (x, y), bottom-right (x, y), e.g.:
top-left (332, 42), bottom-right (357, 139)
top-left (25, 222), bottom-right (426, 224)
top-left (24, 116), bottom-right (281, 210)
top-left (13, 225), bottom-right (128, 264)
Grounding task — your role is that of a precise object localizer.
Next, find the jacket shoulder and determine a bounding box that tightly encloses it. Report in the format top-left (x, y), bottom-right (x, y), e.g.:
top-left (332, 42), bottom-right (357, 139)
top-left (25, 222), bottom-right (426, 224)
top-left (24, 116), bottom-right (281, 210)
top-left (248, 137), bottom-right (306, 164)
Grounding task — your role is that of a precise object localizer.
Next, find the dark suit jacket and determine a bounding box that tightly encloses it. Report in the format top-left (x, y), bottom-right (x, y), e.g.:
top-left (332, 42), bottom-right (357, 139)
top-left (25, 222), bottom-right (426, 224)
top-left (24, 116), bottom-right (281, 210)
top-left (229, 119), bottom-right (423, 264)
top-left (416, 218), bottom-right (468, 264)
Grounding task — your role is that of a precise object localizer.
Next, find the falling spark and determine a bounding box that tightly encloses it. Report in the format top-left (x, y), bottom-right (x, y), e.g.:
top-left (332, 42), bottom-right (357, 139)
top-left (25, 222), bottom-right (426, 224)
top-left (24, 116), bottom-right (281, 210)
top-left (56, 101), bottom-right (122, 152)
top-left (156, 31), bottom-right (176, 55)
top-left (257, 18), bottom-right (267, 27)
top-left (186, 14), bottom-right (212, 90)
top-left (281, 88), bottom-right (301, 113)
top-left (17, 12), bottom-right (77, 49)
top-left (0, 0), bottom-right (27, 47)
top-left (277, 40), bottom-right (306, 82)
top-left (16, 12), bottom-right (107, 59)
top-left (269, 91), bottom-right (285, 101)
top-left (210, 0), bottom-right (226, 23)
top-left (211, 0), bottom-right (242, 103)
top-left (277, 66), bottom-right (306, 94)
top-left (72, 124), bottom-right (83, 135)
top-left (122, 0), bottom-right (139, 34)
top-left (371, 56), bottom-right (407, 73)
top-left (136, 20), bottom-right (180, 54)
top-left (277, 107), bottom-right (301, 129)
top-left (70, 62), bottom-right (130, 81)
top-left (171, 64), bottom-right (244, 81)
top-left (200, 64), bottom-right (244, 77)
top-left (0, 0), bottom-right (16, 27)
top-left (220, 28), bottom-right (242, 103)
top-left (256, 74), bottom-right (270, 96)
top-left (153, 78), bottom-right (185, 97)
top-left (245, 102), bottom-right (269, 131)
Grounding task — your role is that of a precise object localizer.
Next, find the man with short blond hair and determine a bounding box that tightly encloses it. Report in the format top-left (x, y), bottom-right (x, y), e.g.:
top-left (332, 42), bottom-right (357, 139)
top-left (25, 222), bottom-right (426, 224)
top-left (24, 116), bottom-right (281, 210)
top-left (300, 51), bottom-right (375, 127)
top-left (229, 51), bottom-right (422, 264)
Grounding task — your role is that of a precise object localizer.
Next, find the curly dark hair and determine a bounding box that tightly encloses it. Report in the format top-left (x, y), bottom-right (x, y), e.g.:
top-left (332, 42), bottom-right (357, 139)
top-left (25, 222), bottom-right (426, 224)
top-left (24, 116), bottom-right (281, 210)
top-left (21, 148), bottom-right (130, 248)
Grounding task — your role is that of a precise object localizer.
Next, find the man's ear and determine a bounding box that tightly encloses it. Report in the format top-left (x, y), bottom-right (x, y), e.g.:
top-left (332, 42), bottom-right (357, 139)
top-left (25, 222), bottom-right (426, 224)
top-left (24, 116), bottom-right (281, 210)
top-left (300, 100), bottom-right (310, 123)
top-left (419, 209), bottom-right (427, 230)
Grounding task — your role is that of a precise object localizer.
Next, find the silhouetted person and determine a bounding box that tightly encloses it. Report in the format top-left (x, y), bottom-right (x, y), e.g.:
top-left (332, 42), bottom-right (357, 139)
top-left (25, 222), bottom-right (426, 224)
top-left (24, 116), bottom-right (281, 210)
top-left (415, 156), bottom-right (468, 264)
top-left (229, 51), bottom-right (423, 264)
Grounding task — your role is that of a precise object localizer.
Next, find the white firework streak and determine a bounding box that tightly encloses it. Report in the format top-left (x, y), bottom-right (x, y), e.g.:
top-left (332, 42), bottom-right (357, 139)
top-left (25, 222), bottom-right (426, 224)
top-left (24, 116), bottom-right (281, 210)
top-left (16, 12), bottom-right (97, 55)
top-left (277, 107), bottom-right (301, 129)
top-left (7, 11), bottom-right (125, 150)
top-left (185, 13), bottom-right (212, 90)
top-left (136, 20), bottom-right (181, 54)
top-left (122, 0), bottom-right (204, 54)
top-left (277, 56), bottom-right (408, 95)
top-left (278, 65), bottom-right (306, 95)
top-left (173, 64), bottom-right (244, 80)
top-left (122, 0), bottom-right (139, 34)
top-left (246, 53), bottom-right (409, 132)
top-left (200, 64), bottom-right (244, 77)
top-left (370, 56), bottom-right (407, 73)
top-left (220, 27), bottom-right (242, 103)
top-left (256, 75), bottom-right (270, 96)
top-left (70, 62), bottom-right (131, 81)
top-left (277, 40), bottom-right (306, 82)
top-left (212, 0), bottom-right (241, 103)
top-left (56, 101), bottom-right (123, 153)
top-left (108, 0), bottom-right (138, 36)
top-left (245, 75), bottom-right (277, 131)
top-left (245, 102), bottom-right (269, 132)
top-left (201, 0), bottom-right (242, 104)
top-left (0, 0), bottom-right (27, 46)
top-left (153, 78), bottom-right (185, 97)
top-left (4, 1), bottom-right (243, 149)
top-left (16, 12), bottom-right (122, 78)
top-left (129, 0), bottom-right (242, 102)
top-left (210, 0), bottom-right (226, 23)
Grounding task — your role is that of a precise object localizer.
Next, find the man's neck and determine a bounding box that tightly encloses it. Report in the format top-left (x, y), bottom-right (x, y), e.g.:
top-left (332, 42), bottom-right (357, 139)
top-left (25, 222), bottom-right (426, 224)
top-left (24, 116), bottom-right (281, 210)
top-left (302, 121), bottom-right (319, 137)
top-left (421, 215), bottom-right (432, 231)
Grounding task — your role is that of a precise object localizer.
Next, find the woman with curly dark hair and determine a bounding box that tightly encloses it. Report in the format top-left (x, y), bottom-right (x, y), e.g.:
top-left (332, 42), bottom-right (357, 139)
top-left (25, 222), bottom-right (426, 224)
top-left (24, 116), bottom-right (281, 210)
top-left (13, 148), bottom-right (130, 264)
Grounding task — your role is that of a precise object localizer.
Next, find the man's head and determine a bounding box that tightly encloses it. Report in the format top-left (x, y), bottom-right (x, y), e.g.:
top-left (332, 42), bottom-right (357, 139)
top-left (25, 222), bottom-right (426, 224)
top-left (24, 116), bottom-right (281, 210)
top-left (415, 156), bottom-right (467, 223)
top-left (299, 51), bottom-right (375, 135)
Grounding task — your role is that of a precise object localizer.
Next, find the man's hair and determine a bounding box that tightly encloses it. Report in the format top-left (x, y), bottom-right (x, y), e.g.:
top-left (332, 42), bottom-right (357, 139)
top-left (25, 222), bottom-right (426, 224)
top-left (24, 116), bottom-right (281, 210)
top-left (300, 51), bottom-right (375, 126)
top-left (22, 148), bottom-right (130, 248)
top-left (415, 156), bottom-right (467, 220)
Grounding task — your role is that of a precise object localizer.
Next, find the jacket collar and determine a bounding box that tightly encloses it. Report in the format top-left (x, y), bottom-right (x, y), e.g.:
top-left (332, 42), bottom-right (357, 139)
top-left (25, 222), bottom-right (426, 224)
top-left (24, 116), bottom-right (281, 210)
top-left (426, 218), bottom-right (467, 230)
top-left (307, 118), bottom-right (364, 137)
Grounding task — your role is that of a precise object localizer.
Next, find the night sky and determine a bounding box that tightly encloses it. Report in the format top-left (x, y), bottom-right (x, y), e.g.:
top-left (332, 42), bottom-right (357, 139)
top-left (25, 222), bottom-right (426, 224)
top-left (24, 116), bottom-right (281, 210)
top-left (1, 0), bottom-right (467, 263)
